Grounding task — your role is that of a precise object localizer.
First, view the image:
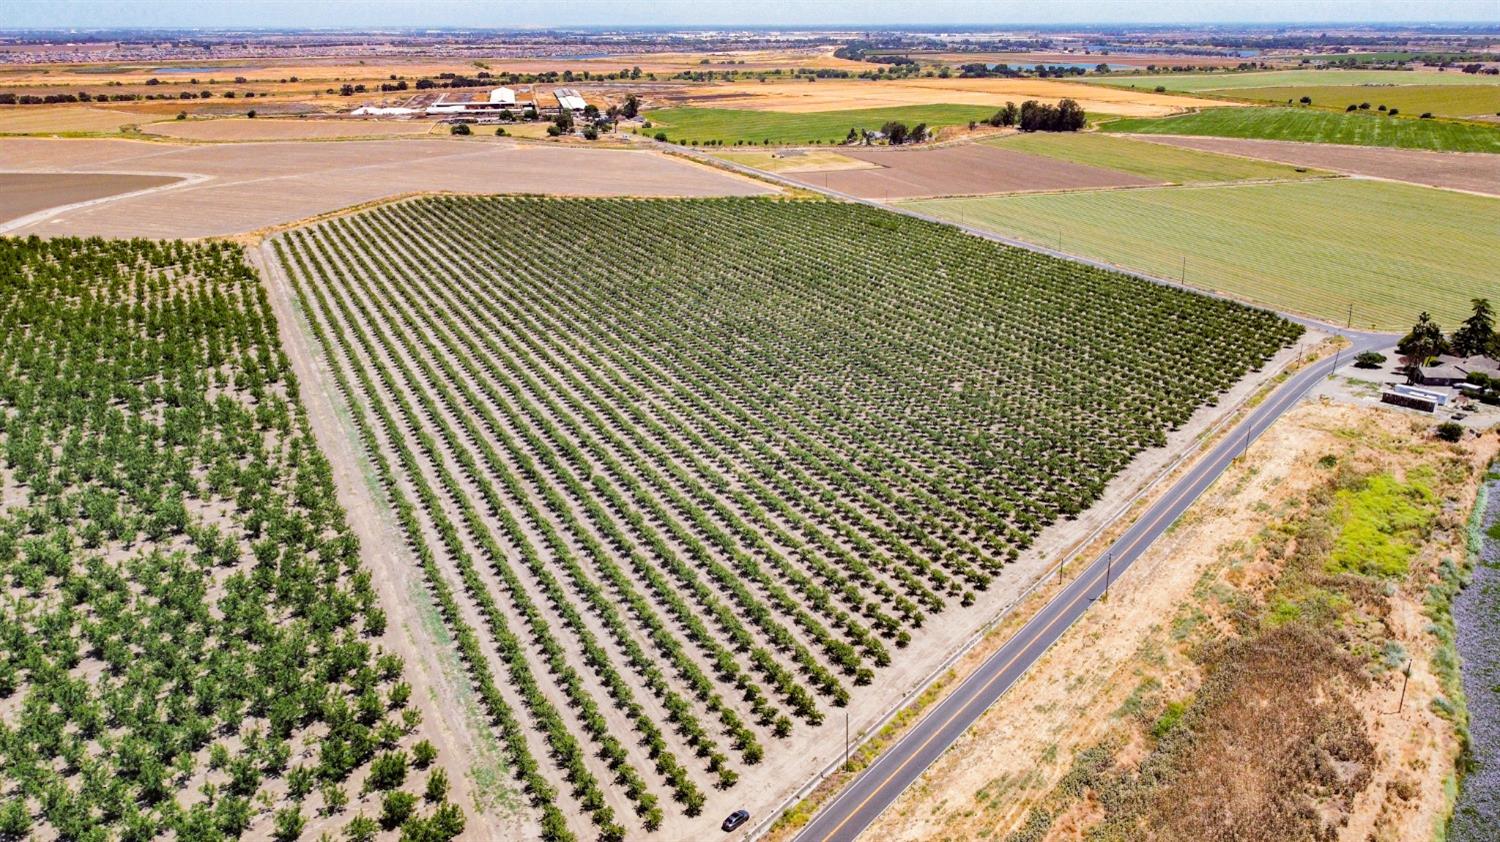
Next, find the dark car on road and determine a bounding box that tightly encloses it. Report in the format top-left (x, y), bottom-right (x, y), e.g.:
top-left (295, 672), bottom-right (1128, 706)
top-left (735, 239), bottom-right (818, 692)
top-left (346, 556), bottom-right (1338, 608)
top-left (722, 809), bottom-right (750, 832)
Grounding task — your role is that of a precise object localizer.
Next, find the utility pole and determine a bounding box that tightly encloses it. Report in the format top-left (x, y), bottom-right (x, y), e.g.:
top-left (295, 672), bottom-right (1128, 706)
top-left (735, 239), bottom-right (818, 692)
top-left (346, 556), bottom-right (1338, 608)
top-left (1396, 659), bottom-right (1412, 713)
top-left (1181, 255), bottom-right (1186, 283)
top-left (1242, 425), bottom-right (1251, 459)
top-left (1104, 551), bottom-right (1113, 599)
top-left (1347, 303), bottom-right (1353, 329)
top-left (840, 708), bottom-right (852, 768)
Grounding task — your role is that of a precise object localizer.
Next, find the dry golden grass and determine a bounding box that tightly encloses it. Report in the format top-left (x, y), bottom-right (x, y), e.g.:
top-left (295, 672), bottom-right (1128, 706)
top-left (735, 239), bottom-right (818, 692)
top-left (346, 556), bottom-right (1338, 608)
top-left (673, 77), bottom-right (1230, 116)
top-left (862, 400), bottom-right (1498, 842)
top-left (0, 105), bottom-right (141, 134)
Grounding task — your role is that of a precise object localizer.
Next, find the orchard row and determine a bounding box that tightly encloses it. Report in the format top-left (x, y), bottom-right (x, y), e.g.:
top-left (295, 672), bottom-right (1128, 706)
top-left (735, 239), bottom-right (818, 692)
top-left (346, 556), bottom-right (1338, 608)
top-left (0, 237), bottom-right (459, 842)
top-left (277, 196), bottom-right (1299, 840)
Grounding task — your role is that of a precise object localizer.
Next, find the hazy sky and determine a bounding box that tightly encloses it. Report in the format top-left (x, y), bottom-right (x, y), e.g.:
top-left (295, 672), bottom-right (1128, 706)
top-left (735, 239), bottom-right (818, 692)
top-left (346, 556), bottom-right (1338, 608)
top-left (6, 0), bottom-right (1499, 29)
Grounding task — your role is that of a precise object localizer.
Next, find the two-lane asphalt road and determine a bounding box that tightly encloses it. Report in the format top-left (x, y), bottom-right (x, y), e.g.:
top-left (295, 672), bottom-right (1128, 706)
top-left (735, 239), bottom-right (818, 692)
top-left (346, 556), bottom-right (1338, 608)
top-left (664, 140), bottom-right (1398, 841)
top-left (793, 331), bottom-right (1389, 842)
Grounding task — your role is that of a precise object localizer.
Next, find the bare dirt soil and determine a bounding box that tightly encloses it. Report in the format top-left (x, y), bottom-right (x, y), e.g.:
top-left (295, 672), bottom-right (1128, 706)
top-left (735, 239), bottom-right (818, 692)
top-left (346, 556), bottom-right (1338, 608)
top-left (0, 136), bottom-right (776, 238)
top-left (0, 171), bottom-right (181, 223)
top-left (864, 399), bottom-right (1499, 842)
top-left (142, 117), bottom-right (439, 141)
top-left (712, 148), bottom-right (881, 173)
top-left (1128, 134), bottom-right (1500, 196)
top-left (779, 143), bottom-right (1162, 199)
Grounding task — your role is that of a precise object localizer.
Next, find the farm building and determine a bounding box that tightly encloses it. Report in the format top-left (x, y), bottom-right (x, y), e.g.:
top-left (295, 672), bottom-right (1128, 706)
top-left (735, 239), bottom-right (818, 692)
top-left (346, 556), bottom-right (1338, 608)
top-left (1381, 384), bottom-right (1448, 413)
top-left (349, 105), bottom-right (420, 116)
top-left (554, 88), bottom-right (588, 115)
top-left (1417, 354), bottom-right (1500, 387)
top-left (425, 87), bottom-right (522, 117)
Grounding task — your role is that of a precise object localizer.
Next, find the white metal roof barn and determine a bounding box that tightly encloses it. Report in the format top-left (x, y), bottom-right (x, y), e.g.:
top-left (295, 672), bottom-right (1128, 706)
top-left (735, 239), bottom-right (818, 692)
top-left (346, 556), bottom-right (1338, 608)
top-left (554, 88), bottom-right (588, 112)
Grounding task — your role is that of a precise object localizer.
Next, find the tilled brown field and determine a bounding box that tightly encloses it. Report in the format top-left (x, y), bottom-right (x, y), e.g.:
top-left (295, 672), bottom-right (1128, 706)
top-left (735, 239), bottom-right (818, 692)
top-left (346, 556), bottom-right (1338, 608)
top-left (142, 117), bottom-right (440, 141)
top-left (0, 137), bottom-right (775, 238)
top-left (781, 143), bottom-right (1162, 199)
top-left (1128, 134), bottom-right (1500, 196)
top-left (0, 171), bottom-right (182, 224)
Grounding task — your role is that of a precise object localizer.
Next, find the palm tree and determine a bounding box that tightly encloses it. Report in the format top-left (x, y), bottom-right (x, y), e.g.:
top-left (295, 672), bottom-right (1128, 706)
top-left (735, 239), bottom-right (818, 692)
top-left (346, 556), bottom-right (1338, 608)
top-left (1398, 311), bottom-right (1447, 382)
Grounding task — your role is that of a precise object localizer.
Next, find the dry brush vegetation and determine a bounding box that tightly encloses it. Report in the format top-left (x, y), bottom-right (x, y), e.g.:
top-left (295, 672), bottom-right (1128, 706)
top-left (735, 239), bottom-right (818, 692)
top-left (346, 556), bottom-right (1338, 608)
top-left (274, 195), bottom-right (1299, 840)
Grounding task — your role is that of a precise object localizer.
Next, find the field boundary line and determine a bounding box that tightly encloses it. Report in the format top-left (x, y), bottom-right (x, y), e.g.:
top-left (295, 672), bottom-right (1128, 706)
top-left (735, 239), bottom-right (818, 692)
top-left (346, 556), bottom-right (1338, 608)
top-left (742, 336), bottom-right (1332, 842)
top-left (662, 139), bottom-right (1389, 341)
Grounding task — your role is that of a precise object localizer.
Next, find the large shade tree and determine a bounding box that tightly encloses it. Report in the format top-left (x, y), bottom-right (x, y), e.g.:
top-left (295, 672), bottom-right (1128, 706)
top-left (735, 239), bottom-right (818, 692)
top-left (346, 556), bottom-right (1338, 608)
top-left (1451, 298), bottom-right (1495, 358)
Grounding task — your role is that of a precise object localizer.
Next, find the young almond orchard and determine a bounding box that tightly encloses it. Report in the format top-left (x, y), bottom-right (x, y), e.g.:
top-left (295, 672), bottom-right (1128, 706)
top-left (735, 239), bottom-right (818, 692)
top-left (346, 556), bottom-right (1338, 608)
top-left (273, 196), bottom-right (1302, 840)
top-left (0, 238), bottom-right (459, 841)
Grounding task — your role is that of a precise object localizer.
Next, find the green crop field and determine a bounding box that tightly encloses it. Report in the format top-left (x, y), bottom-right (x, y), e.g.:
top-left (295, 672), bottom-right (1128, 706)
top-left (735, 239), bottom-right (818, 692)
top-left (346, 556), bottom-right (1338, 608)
top-left (276, 195), bottom-right (1298, 841)
top-left (1101, 107), bottom-right (1500, 153)
top-left (643, 104), bottom-right (1001, 145)
top-left (1091, 68), bottom-right (1500, 92)
top-left (1227, 84), bottom-right (1500, 119)
top-left (0, 237), bottom-right (459, 840)
top-left (987, 132), bottom-right (1327, 183)
top-left (905, 179), bottom-right (1499, 330)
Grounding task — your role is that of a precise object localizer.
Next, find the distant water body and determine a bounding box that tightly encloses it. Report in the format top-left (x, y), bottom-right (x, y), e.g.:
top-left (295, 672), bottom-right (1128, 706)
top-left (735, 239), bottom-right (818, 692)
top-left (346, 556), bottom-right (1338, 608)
top-left (151, 65), bottom-right (262, 74)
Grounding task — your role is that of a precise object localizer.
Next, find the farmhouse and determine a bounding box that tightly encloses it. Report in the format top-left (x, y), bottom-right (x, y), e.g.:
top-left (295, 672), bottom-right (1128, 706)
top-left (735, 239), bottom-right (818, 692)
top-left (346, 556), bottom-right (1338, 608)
top-left (1417, 354), bottom-right (1500, 387)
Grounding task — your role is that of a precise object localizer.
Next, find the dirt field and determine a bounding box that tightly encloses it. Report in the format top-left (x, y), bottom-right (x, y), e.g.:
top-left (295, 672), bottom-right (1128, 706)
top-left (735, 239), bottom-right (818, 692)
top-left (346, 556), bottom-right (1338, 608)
top-left (142, 117), bottom-right (438, 141)
top-left (0, 104), bottom-right (143, 133)
top-left (671, 77), bottom-right (1229, 116)
top-left (0, 171), bottom-right (182, 223)
top-left (926, 51), bottom-right (1267, 69)
top-left (711, 148), bottom-right (879, 173)
top-left (0, 136), bottom-right (776, 238)
top-left (1125, 134), bottom-right (1500, 196)
top-left (863, 398), bottom-right (1498, 842)
top-left (779, 143), bottom-right (1162, 199)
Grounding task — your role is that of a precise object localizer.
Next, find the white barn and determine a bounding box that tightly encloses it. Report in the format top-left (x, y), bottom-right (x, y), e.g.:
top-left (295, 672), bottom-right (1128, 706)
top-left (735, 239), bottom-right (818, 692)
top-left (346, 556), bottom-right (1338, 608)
top-left (553, 88), bottom-right (588, 114)
top-left (426, 87), bottom-right (520, 116)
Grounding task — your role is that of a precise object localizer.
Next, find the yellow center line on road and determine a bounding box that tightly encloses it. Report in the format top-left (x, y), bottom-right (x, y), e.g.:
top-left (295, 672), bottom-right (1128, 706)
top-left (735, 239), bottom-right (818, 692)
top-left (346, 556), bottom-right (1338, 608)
top-left (810, 359), bottom-right (1327, 842)
top-left (813, 560), bottom-right (1107, 841)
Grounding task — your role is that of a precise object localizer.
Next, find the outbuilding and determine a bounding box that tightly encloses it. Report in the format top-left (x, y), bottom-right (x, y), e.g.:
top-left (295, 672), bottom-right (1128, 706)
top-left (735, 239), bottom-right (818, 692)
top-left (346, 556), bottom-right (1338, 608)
top-left (553, 88), bottom-right (588, 114)
top-left (1417, 354), bottom-right (1500, 388)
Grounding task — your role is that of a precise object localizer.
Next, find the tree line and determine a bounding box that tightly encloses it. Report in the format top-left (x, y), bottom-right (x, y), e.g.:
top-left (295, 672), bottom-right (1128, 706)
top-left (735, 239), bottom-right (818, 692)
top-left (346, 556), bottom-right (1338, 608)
top-left (978, 98), bottom-right (1088, 132)
top-left (1397, 298), bottom-right (1497, 389)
